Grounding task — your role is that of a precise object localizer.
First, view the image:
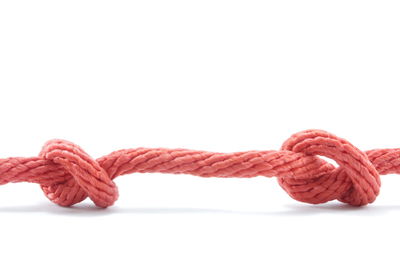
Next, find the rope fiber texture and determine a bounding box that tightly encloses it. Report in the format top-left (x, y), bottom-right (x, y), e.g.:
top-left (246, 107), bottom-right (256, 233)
top-left (0, 129), bottom-right (399, 208)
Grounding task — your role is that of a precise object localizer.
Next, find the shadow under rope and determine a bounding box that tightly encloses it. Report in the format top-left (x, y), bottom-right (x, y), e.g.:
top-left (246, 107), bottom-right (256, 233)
top-left (0, 201), bottom-right (399, 217)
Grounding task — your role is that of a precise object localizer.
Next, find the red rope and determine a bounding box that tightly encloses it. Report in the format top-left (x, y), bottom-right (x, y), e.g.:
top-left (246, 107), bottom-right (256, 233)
top-left (1, 129), bottom-right (399, 208)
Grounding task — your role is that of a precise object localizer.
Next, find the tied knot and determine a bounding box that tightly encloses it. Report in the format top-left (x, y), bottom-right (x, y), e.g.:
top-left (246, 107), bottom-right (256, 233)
top-left (278, 130), bottom-right (381, 206)
top-left (39, 139), bottom-right (118, 208)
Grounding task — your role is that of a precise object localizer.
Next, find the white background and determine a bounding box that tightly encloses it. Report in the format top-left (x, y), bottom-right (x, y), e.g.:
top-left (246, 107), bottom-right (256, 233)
top-left (0, 1), bottom-right (399, 266)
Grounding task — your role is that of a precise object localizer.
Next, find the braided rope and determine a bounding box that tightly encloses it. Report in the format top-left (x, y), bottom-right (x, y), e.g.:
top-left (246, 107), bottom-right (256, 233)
top-left (1, 129), bottom-right (399, 208)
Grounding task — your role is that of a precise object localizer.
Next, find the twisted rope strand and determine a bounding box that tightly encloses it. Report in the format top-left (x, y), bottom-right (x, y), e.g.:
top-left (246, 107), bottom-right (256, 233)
top-left (0, 129), bottom-right (399, 208)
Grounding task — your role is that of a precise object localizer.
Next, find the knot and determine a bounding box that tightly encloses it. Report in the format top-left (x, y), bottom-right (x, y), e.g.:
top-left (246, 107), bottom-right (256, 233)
top-left (278, 130), bottom-right (381, 206)
top-left (39, 139), bottom-right (118, 208)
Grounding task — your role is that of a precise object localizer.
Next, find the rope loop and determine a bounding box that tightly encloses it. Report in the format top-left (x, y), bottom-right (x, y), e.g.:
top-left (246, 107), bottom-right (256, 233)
top-left (39, 139), bottom-right (118, 207)
top-left (279, 130), bottom-right (381, 206)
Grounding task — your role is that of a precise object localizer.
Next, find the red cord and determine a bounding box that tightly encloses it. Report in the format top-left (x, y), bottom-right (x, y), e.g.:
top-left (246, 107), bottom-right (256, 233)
top-left (1, 129), bottom-right (398, 208)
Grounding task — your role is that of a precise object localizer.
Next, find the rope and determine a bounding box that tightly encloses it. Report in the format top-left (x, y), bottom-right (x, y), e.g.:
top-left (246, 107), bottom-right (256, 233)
top-left (1, 129), bottom-right (399, 208)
